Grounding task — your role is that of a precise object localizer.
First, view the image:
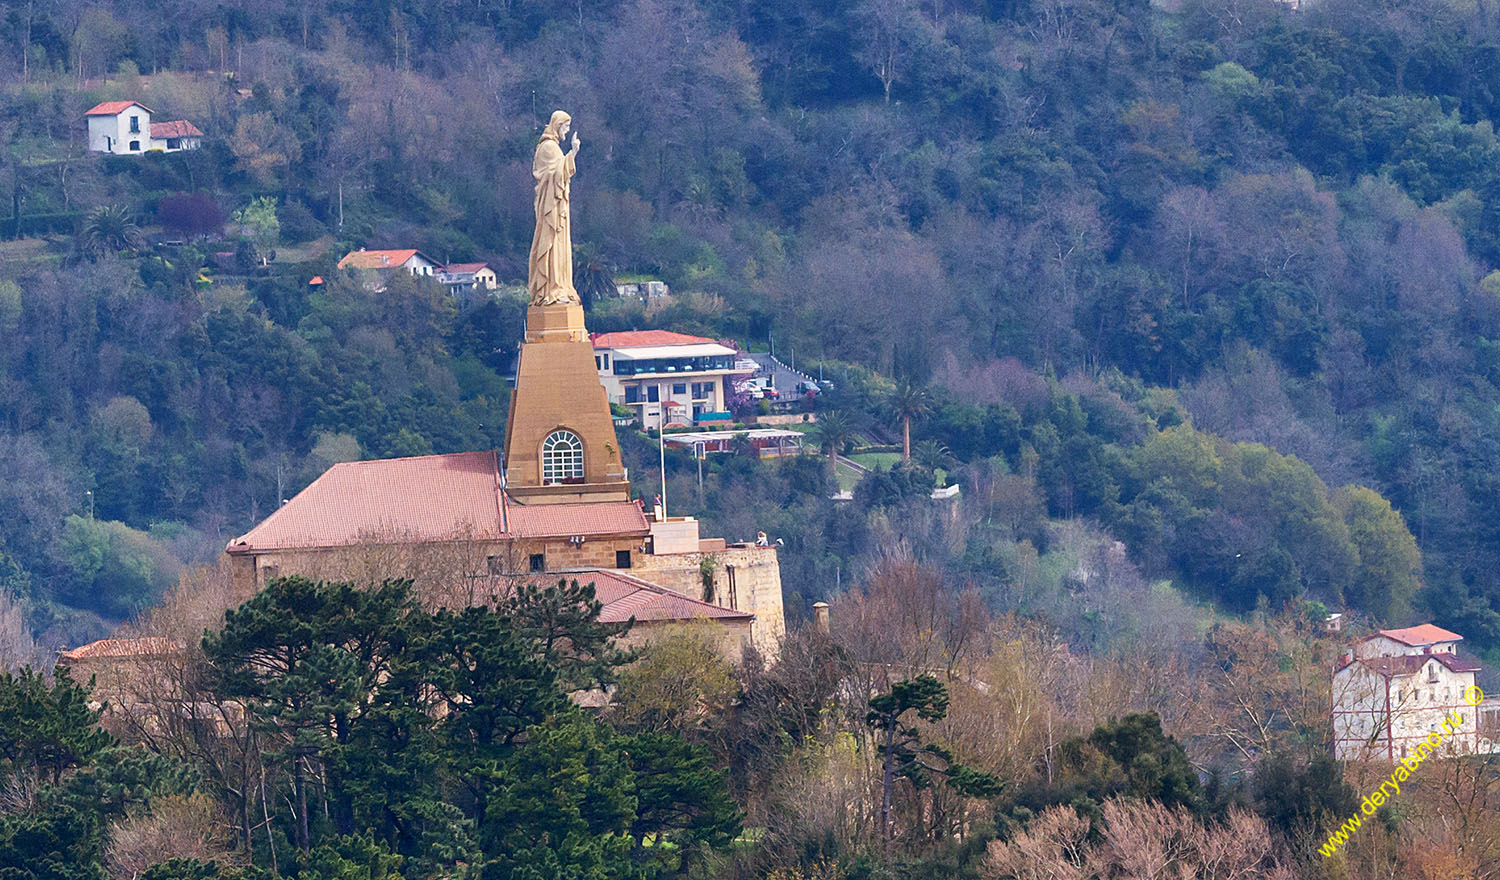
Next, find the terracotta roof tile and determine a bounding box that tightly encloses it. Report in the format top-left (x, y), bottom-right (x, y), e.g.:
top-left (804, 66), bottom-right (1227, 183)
top-left (229, 451), bottom-right (506, 551)
top-left (149, 120), bottom-right (203, 138)
top-left (59, 637), bottom-right (180, 661)
top-left (227, 452), bottom-right (650, 552)
top-left (591, 330), bottom-right (717, 349)
top-left (337, 249), bottom-right (434, 270)
top-left (506, 501), bottom-right (649, 538)
top-left (86, 100), bottom-right (150, 116)
top-left (1354, 652), bottom-right (1483, 676)
top-left (1376, 624), bottom-right (1463, 647)
top-left (443, 262), bottom-right (489, 274)
top-left (550, 569), bottom-right (753, 623)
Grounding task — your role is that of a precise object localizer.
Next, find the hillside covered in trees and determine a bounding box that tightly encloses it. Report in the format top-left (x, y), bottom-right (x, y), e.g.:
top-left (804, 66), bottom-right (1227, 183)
top-left (3, 0), bottom-right (1494, 649)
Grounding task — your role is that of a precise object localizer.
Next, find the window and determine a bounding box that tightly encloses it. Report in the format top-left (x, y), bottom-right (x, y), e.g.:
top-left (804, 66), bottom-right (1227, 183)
top-left (692, 382), bottom-right (714, 399)
top-left (541, 430), bottom-right (585, 484)
top-left (487, 556), bottom-right (504, 575)
top-left (129, 140), bottom-right (141, 151)
top-left (625, 385), bottom-right (642, 404)
top-left (616, 550), bottom-right (632, 569)
top-left (1428, 664), bottom-right (1440, 683)
top-left (602, 354), bottom-right (609, 369)
top-left (529, 553), bottom-right (545, 572)
top-left (595, 356), bottom-right (602, 370)
top-left (673, 383), bottom-right (688, 395)
top-left (647, 385), bottom-right (659, 403)
top-left (130, 115), bottom-right (140, 133)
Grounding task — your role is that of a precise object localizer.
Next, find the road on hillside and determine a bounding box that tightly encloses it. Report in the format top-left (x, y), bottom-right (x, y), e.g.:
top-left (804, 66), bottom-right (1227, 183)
top-left (744, 352), bottom-right (820, 398)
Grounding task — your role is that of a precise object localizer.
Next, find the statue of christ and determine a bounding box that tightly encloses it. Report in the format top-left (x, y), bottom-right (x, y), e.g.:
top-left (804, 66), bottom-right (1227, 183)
top-left (528, 110), bottom-right (582, 306)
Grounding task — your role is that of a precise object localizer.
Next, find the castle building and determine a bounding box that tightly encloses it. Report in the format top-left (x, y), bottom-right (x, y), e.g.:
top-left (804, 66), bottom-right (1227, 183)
top-left (1332, 624), bottom-right (1492, 761)
top-left (222, 292), bottom-right (786, 658)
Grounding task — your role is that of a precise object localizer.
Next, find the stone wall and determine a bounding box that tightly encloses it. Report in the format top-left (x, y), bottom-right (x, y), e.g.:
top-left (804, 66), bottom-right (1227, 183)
top-left (229, 533), bottom-right (646, 606)
top-left (632, 545), bottom-right (786, 657)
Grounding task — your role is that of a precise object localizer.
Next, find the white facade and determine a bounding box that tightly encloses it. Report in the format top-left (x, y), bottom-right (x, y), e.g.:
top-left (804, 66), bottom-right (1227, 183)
top-left (85, 102), bottom-right (202, 154)
top-left (87, 103), bottom-right (151, 154)
top-left (1333, 625), bottom-right (1489, 761)
top-left (591, 331), bottom-right (755, 429)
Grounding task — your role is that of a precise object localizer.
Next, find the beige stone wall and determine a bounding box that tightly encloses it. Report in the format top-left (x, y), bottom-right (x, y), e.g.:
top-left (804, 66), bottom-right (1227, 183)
top-left (631, 545), bottom-right (786, 658)
top-left (231, 533), bottom-right (646, 607)
top-left (505, 304), bottom-right (630, 503)
top-left (616, 618), bottom-right (753, 662)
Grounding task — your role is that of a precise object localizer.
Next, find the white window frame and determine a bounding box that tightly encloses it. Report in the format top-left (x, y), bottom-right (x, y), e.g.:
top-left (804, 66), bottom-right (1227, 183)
top-left (541, 430), bottom-right (585, 484)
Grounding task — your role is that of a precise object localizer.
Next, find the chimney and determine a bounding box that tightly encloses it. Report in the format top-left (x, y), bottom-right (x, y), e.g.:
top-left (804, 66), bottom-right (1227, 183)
top-left (813, 601), bottom-right (830, 634)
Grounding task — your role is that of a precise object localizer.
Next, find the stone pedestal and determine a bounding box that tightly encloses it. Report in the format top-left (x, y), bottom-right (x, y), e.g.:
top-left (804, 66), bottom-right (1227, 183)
top-left (504, 303), bottom-right (630, 505)
top-left (525, 302), bottom-right (588, 343)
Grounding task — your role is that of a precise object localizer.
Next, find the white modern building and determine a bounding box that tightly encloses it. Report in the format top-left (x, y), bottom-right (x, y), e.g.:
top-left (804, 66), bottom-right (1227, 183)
top-left (1332, 624), bottom-right (1491, 761)
top-left (591, 330), bottom-right (755, 429)
top-left (85, 101), bottom-right (203, 154)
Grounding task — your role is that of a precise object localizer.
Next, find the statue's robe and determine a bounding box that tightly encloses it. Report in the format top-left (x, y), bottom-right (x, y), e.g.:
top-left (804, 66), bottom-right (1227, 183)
top-left (529, 135), bottom-right (578, 305)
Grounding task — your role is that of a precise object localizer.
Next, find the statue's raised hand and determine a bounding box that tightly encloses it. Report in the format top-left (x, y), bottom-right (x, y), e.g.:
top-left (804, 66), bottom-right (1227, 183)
top-left (570, 134), bottom-right (582, 155)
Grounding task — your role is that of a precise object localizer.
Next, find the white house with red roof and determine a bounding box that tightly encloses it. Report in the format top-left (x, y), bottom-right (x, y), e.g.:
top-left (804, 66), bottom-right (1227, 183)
top-left (85, 101), bottom-right (203, 154)
top-left (337, 248), bottom-right (442, 276)
top-left (1333, 624), bottom-right (1493, 761)
top-left (591, 330), bottom-right (755, 429)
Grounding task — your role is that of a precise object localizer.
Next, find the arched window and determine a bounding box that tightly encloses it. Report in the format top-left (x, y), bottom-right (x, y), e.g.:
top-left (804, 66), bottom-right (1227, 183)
top-left (542, 430), bottom-right (585, 484)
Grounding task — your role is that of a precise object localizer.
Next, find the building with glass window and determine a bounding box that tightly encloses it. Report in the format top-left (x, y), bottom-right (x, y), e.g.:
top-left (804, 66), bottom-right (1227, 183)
top-left (591, 330), bottom-right (755, 429)
top-left (223, 293), bottom-right (788, 659)
top-left (1332, 624), bottom-right (1497, 761)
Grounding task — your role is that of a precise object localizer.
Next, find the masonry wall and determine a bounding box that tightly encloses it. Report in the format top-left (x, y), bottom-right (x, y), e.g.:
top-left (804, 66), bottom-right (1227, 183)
top-left (1333, 661), bottom-right (1482, 762)
top-left (631, 545), bottom-right (786, 657)
top-left (230, 533), bottom-right (646, 606)
top-left (616, 618), bottom-right (754, 662)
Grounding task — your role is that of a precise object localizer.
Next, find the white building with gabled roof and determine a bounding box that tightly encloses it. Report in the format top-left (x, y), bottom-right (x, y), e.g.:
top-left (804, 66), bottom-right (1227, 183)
top-left (85, 101), bottom-right (203, 154)
top-left (1333, 624), bottom-right (1493, 761)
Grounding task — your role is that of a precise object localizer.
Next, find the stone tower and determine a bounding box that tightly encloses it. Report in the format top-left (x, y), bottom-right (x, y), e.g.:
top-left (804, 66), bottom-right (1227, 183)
top-left (503, 301), bottom-right (631, 504)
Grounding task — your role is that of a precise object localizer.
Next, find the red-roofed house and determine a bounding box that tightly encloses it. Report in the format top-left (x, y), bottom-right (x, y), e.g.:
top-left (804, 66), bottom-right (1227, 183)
top-left (1333, 623), bottom-right (1495, 761)
top-left (86, 101), bottom-right (202, 154)
top-left (591, 330), bottom-right (755, 429)
top-left (338, 248), bottom-right (441, 277)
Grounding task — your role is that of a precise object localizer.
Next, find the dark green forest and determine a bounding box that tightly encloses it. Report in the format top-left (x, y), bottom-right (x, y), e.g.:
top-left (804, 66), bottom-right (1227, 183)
top-left (3, 0), bottom-right (1500, 651)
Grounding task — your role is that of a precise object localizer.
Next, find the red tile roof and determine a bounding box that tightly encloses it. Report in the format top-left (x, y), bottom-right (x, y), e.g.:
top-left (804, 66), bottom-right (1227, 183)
top-left (550, 569), bottom-right (753, 623)
top-left (507, 501), bottom-right (648, 538)
top-left (150, 119), bottom-right (203, 138)
top-left (86, 100), bottom-right (151, 116)
top-left (1351, 652), bottom-right (1483, 676)
top-left (226, 451), bottom-right (649, 553)
top-left (1375, 624), bottom-right (1463, 647)
top-left (443, 262), bottom-right (490, 274)
top-left (591, 330), bottom-right (717, 349)
top-left (337, 249), bottom-right (434, 270)
top-left (59, 637), bottom-right (180, 662)
top-left (229, 451), bottom-right (507, 552)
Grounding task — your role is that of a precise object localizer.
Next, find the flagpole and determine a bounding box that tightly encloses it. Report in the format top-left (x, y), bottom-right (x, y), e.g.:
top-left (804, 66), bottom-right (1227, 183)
top-left (659, 421), bottom-right (667, 520)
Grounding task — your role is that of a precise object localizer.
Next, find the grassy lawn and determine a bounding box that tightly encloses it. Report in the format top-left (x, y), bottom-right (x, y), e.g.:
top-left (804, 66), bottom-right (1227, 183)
top-left (849, 451), bottom-right (901, 471)
top-left (275, 234), bottom-right (334, 263)
top-left (835, 458), bottom-right (862, 493)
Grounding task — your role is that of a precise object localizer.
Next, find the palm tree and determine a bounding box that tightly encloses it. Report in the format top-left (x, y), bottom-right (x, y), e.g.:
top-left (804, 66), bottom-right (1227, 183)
top-left (83, 205), bottom-right (143, 256)
top-left (813, 410), bottom-right (859, 472)
top-left (888, 381), bottom-right (931, 462)
top-left (912, 439), bottom-right (955, 473)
